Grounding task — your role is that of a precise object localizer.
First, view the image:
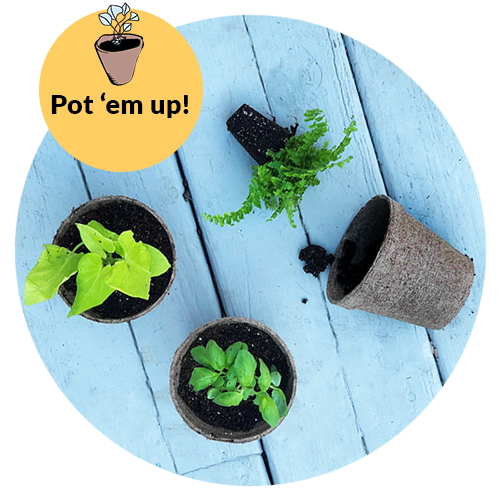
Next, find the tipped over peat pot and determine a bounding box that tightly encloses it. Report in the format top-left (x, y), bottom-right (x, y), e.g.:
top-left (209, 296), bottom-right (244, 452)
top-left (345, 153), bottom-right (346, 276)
top-left (53, 195), bottom-right (176, 323)
top-left (326, 195), bottom-right (474, 330)
top-left (170, 317), bottom-right (297, 443)
top-left (95, 34), bottom-right (144, 85)
top-left (226, 104), bottom-right (296, 165)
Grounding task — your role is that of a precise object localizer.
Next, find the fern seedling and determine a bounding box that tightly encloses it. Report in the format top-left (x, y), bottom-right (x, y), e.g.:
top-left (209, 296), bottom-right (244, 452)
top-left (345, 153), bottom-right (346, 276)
top-left (203, 109), bottom-right (358, 228)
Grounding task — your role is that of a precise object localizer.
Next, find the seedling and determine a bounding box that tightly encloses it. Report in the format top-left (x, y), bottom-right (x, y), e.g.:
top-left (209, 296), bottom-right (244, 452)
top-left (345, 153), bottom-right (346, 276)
top-left (189, 340), bottom-right (288, 428)
top-left (203, 109), bottom-right (358, 228)
top-left (98, 3), bottom-right (140, 45)
top-left (24, 221), bottom-right (170, 318)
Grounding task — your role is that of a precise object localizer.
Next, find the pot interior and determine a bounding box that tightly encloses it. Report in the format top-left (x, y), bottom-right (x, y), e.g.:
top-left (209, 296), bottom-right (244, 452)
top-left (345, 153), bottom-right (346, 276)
top-left (331, 196), bottom-right (391, 300)
top-left (174, 319), bottom-right (295, 442)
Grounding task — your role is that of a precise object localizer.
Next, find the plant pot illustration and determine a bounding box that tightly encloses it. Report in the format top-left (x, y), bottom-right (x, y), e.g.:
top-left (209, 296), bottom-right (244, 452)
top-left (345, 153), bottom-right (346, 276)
top-left (95, 34), bottom-right (143, 85)
top-left (170, 317), bottom-right (297, 443)
top-left (326, 194), bottom-right (474, 330)
top-left (52, 195), bottom-right (176, 323)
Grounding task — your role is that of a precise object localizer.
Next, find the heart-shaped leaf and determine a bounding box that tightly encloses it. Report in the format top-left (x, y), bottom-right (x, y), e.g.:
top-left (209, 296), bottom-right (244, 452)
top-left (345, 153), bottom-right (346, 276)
top-left (190, 345), bottom-right (212, 369)
top-left (271, 388), bottom-right (288, 418)
top-left (144, 244), bottom-right (170, 277)
top-left (67, 253), bottom-right (115, 318)
top-left (108, 5), bottom-right (122, 19)
top-left (129, 12), bottom-right (139, 21)
top-left (207, 340), bottom-right (226, 372)
top-left (104, 231), bottom-right (151, 299)
top-left (76, 223), bottom-right (115, 259)
top-left (24, 245), bottom-right (82, 306)
top-left (99, 13), bottom-right (112, 26)
top-left (122, 3), bottom-right (130, 15)
top-left (258, 358), bottom-right (272, 392)
top-left (123, 23), bottom-right (132, 32)
top-left (225, 341), bottom-right (244, 367)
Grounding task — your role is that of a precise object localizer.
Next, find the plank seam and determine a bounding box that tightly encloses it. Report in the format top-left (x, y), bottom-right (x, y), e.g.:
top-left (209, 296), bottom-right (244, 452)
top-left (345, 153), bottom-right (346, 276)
top-left (338, 34), bottom-right (390, 195)
top-left (128, 322), bottom-right (179, 473)
top-left (259, 440), bottom-right (275, 485)
top-left (174, 151), bottom-right (227, 317)
top-left (425, 329), bottom-right (461, 487)
top-left (75, 159), bottom-right (92, 200)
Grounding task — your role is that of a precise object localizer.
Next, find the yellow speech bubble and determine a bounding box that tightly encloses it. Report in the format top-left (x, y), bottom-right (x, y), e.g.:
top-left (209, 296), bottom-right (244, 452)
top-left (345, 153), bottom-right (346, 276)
top-left (37, 7), bottom-right (203, 172)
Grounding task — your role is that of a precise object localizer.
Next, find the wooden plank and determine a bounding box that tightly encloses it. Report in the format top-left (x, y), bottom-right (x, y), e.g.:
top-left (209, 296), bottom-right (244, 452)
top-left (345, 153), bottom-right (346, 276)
top-left (15, 133), bottom-right (176, 471)
top-left (79, 160), bottom-right (269, 482)
top-left (181, 453), bottom-right (270, 485)
top-left (177, 16), bottom-right (370, 484)
top-left (343, 36), bottom-right (486, 381)
top-left (242, 16), bottom-right (442, 473)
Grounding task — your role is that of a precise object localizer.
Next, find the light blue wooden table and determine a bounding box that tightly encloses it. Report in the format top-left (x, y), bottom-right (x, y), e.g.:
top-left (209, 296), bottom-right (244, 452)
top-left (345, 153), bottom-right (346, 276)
top-left (15, 16), bottom-right (485, 485)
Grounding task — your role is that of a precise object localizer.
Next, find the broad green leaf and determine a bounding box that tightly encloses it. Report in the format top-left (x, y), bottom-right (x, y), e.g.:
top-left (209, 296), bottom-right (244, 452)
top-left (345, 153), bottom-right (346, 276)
top-left (234, 349), bottom-right (257, 387)
top-left (258, 393), bottom-right (281, 428)
top-left (190, 346), bottom-right (212, 369)
top-left (226, 377), bottom-right (237, 391)
top-left (272, 388), bottom-right (288, 418)
top-left (207, 340), bottom-right (226, 371)
top-left (144, 244), bottom-right (170, 277)
top-left (207, 388), bottom-right (220, 400)
top-left (226, 366), bottom-right (237, 381)
top-left (189, 367), bottom-right (218, 391)
top-left (253, 393), bottom-right (262, 406)
top-left (225, 342), bottom-right (244, 367)
top-left (270, 370), bottom-right (282, 387)
top-left (104, 231), bottom-right (151, 299)
top-left (67, 254), bottom-right (115, 318)
top-left (24, 245), bottom-right (82, 306)
top-left (86, 220), bottom-right (119, 241)
top-left (258, 359), bottom-right (272, 392)
top-left (213, 391), bottom-right (243, 407)
top-left (212, 376), bottom-right (225, 388)
top-left (242, 388), bottom-right (255, 400)
top-left (76, 223), bottom-right (115, 259)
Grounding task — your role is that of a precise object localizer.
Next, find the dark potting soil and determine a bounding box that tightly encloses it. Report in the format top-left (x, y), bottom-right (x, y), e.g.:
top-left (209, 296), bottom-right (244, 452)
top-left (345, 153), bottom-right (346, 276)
top-left (54, 199), bottom-right (174, 320)
top-left (227, 104), bottom-right (296, 166)
top-left (299, 244), bottom-right (334, 278)
top-left (336, 237), bottom-right (384, 295)
top-left (99, 38), bottom-right (141, 52)
top-left (177, 322), bottom-right (293, 433)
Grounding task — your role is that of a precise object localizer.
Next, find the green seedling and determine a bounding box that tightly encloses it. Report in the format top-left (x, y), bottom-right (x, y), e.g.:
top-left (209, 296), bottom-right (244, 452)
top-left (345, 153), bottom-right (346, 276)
top-left (203, 109), bottom-right (358, 228)
top-left (189, 340), bottom-right (288, 428)
top-left (24, 220), bottom-right (170, 318)
top-left (98, 3), bottom-right (140, 45)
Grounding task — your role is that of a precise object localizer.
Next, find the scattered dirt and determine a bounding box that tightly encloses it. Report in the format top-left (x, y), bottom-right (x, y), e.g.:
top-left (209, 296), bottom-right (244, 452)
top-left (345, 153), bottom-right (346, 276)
top-left (299, 244), bottom-right (334, 278)
top-left (177, 321), bottom-right (293, 432)
top-left (54, 198), bottom-right (174, 320)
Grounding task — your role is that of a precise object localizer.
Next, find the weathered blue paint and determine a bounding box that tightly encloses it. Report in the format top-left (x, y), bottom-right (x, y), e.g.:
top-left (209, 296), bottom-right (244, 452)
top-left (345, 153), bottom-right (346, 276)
top-left (15, 16), bottom-right (484, 485)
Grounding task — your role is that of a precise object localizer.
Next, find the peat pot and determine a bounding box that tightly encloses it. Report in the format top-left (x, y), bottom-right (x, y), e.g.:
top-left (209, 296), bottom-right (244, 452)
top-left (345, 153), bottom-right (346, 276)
top-left (170, 317), bottom-right (297, 443)
top-left (227, 104), bottom-right (296, 166)
top-left (95, 34), bottom-right (144, 85)
top-left (326, 195), bottom-right (474, 330)
top-left (53, 195), bottom-right (176, 323)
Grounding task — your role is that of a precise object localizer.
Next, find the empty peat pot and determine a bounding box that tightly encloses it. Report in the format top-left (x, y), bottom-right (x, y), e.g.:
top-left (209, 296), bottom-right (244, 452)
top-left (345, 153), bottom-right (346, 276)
top-left (170, 317), bottom-right (297, 443)
top-left (95, 34), bottom-right (144, 85)
top-left (53, 195), bottom-right (176, 323)
top-left (326, 195), bottom-right (474, 330)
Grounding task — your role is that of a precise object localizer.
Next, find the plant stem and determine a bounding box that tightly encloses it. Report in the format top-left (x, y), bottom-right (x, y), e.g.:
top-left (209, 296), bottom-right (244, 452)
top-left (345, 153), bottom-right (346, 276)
top-left (72, 242), bottom-right (85, 252)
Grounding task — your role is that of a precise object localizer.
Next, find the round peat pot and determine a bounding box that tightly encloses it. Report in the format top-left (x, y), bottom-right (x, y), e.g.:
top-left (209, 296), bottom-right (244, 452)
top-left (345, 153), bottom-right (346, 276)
top-left (170, 317), bottom-right (297, 443)
top-left (53, 195), bottom-right (176, 323)
top-left (326, 195), bottom-right (474, 330)
top-left (95, 34), bottom-right (144, 85)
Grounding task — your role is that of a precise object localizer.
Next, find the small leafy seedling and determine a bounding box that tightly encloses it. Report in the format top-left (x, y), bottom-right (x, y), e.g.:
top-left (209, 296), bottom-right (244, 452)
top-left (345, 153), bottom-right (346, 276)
top-left (99, 3), bottom-right (140, 45)
top-left (189, 340), bottom-right (288, 428)
top-left (24, 220), bottom-right (170, 318)
top-left (203, 109), bottom-right (358, 228)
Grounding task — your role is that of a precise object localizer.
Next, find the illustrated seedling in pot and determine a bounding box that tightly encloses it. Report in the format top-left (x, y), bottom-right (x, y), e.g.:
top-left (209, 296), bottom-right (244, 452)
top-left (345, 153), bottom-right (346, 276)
top-left (96, 3), bottom-right (143, 85)
top-left (203, 105), bottom-right (358, 228)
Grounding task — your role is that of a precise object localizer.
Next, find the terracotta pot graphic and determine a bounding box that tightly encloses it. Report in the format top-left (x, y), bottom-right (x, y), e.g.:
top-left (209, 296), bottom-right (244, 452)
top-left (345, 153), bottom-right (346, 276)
top-left (95, 34), bottom-right (144, 85)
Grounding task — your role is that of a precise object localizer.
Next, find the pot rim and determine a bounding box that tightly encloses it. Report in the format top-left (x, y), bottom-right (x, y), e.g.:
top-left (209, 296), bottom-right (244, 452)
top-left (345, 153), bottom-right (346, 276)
top-left (94, 33), bottom-right (144, 54)
top-left (53, 195), bottom-right (176, 324)
top-left (170, 317), bottom-right (297, 443)
top-left (327, 194), bottom-right (393, 304)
